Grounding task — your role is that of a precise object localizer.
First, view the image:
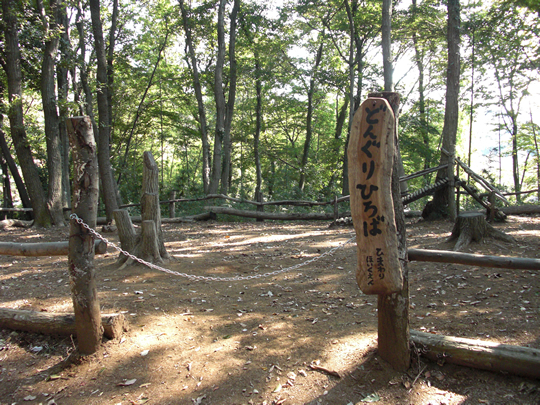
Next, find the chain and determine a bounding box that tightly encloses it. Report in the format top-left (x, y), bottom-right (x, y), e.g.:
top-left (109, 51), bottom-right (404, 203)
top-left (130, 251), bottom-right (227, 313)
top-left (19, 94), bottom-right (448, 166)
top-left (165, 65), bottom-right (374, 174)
top-left (70, 214), bottom-right (356, 282)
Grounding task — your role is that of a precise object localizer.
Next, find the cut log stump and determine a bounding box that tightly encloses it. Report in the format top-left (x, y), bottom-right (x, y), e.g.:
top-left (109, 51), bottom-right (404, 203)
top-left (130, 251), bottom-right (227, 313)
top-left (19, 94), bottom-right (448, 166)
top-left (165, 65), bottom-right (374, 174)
top-left (448, 212), bottom-right (516, 251)
top-left (0, 308), bottom-right (128, 340)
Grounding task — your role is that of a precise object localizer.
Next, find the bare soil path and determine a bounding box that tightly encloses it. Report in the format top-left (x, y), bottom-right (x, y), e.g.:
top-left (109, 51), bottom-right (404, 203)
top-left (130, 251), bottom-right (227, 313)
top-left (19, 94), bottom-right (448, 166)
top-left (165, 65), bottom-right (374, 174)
top-left (0, 215), bottom-right (539, 404)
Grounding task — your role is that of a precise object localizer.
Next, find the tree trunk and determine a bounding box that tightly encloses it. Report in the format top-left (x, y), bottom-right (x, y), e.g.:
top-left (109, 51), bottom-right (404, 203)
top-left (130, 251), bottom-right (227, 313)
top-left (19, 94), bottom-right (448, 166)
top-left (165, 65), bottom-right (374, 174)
top-left (381, 0), bottom-right (393, 91)
top-left (179, 0), bottom-right (211, 193)
top-left (38, 0), bottom-right (65, 226)
top-left (412, 0), bottom-right (430, 181)
top-left (423, 0), bottom-right (461, 221)
top-left (0, 128), bottom-right (31, 210)
top-left (220, 0), bottom-right (240, 195)
top-left (115, 152), bottom-right (169, 268)
top-left (0, 308), bottom-right (127, 340)
top-left (89, 0), bottom-right (119, 223)
top-left (66, 116), bottom-right (102, 355)
top-left (2, 0), bottom-right (51, 227)
top-left (209, 0), bottom-right (227, 195)
top-left (57, 2), bottom-right (71, 213)
top-left (299, 39), bottom-right (324, 192)
top-left (75, 0), bottom-right (99, 140)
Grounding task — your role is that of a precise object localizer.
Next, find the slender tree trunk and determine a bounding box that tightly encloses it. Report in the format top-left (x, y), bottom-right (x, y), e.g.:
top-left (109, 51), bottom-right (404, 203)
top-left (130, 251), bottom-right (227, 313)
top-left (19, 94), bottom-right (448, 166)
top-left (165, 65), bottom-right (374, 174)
top-left (0, 128), bottom-right (31, 210)
top-left (530, 111), bottom-right (540, 202)
top-left (299, 40), bottom-right (324, 192)
top-left (209, 0), bottom-right (227, 195)
top-left (2, 0), bottom-right (51, 227)
top-left (382, 0), bottom-right (393, 91)
top-left (511, 116), bottom-right (521, 202)
top-left (220, 0), bottom-right (240, 195)
top-left (107, 0), bottom-right (118, 132)
top-left (254, 58), bottom-right (263, 203)
top-left (423, 0), bottom-right (461, 220)
top-left (38, 0), bottom-right (65, 226)
top-left (342, 0), bottom-right (357, 196)
top-left (76, 1), bottom-right (98, 140)
top-left (57, 2), bottom-right (71, 212)
top-left (412, 0), bottom-right (429, 182)
top-left (179, 0), bottom-right (210, 193)
top-left (0, 136), bottom-right (14, 218)
top-left (89, 0), bottom-right (119, 223)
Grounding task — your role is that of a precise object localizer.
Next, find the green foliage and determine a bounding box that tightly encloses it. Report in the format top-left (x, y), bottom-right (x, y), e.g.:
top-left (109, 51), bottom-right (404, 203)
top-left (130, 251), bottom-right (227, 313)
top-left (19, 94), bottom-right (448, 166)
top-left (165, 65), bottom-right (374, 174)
top-left (2, 0), bottom-right (539, 215)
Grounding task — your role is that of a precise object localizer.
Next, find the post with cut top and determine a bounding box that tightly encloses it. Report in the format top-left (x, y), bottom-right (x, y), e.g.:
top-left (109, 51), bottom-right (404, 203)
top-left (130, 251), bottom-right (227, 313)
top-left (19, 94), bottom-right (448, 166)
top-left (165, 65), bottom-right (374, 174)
top-left (66, 116), bottom-right (103, 355)
top-left (348, 94), bottom-right (410, 371)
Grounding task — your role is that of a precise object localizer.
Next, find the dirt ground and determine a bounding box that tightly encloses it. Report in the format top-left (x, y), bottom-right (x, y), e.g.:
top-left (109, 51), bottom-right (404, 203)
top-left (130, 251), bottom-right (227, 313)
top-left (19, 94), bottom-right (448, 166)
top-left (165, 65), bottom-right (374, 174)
top-left (0, 213), bottom-right (539, 405)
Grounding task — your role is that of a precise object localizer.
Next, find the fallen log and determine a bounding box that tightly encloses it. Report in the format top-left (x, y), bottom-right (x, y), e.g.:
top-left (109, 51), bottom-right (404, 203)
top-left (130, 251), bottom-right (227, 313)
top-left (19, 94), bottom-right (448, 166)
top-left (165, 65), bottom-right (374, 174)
top-left (410, 330), bottom-right (540, 379)
top-left (0, 308), bottom-right (128, 339)
top-left (501, 204), bottom-right (540, 215)
top-left (97, 211), bottom-right (216, 225)
top-left (407, 248), bottom-right (540, 270)
top-left (204, 206), bottom-right (351, 221)
top-left (0, 219), bottom-right (34, 229)
top-left (0, 240), bottom-right (107, 256)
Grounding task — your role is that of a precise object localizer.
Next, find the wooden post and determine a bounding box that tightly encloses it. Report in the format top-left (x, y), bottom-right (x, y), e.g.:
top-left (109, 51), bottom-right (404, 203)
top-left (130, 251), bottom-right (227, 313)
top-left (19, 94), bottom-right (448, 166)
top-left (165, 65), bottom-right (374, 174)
top-left (169, 190), bottom-right (176, 218)
top-left (141, 151), bottom-right (170, 261)
top-left (256, 191), bottom-right (264, 222)
top-left (66, 116), bottom-right (103, 355)
top-left (361, 92), bottom-right (410, 371)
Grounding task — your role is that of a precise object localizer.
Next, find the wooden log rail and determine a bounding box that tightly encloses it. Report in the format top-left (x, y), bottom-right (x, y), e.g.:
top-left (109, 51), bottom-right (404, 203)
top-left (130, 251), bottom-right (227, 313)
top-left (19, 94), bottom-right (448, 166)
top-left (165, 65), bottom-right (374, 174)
top-left (408, 248), bottom-right (540, 270)
top-left (410, 330), bottom-right (540, 380)
top-left (0, 240), bottom-right (107, 256)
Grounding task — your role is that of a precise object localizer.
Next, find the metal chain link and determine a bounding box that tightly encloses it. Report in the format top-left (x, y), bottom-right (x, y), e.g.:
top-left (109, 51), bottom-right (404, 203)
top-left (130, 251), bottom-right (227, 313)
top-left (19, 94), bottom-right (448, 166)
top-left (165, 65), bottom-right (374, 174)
top-left (70, 214), bottom-right (356, 282)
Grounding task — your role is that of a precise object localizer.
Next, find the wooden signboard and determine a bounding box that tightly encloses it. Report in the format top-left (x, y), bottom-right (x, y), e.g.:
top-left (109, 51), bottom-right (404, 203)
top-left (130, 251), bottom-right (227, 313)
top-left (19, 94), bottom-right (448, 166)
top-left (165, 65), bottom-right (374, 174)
top-left (348, 98), bottom-right (403, 294)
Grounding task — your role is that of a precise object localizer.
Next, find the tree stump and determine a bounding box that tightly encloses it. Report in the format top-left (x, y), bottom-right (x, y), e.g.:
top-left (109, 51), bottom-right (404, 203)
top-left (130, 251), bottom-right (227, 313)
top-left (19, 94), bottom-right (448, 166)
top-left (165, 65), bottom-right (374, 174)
top-left (115, 152), bottom-right (170, 269)
top-left (448, 212), bottom-right (516, 251)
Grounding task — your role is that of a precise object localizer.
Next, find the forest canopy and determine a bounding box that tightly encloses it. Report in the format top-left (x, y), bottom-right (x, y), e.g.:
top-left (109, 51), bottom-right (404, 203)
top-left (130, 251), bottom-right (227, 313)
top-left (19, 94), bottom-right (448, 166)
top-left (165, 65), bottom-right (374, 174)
top-left (1, 0), bottom-right (539, 226)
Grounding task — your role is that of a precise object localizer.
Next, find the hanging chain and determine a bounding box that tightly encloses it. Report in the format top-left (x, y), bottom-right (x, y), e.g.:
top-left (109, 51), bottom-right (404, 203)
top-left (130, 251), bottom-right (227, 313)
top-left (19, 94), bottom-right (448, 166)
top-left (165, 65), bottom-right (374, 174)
top-left (70, 214), bottom-right (356, 282)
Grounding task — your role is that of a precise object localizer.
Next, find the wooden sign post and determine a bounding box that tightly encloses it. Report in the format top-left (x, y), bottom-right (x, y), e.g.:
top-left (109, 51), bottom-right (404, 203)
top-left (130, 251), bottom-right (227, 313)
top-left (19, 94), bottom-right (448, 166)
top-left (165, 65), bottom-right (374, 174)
top-left (349, 94), bottom-right (410, 371)
top-left (348, 97), bottom-right (403, 294)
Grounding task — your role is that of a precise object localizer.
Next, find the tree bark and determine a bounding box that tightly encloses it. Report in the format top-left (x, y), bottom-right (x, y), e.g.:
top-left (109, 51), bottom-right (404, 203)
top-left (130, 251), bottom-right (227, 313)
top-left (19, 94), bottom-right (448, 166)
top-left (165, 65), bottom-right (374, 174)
top-left (66, 116), bottom-right (102, 355)
top-left (423, 0), bottom-right (461, 221)
top-left (56, 1), bottom-right (71, 212)
top-left (0, 308), bottom-right (127, 340)
top-left (220, 0), bottom-right (240, 195)
top-left (115, 152), bottom-right (169, 268)
top-left (179, 0), bottom-right (211, 193)
top-left (447, 212), bottom-right (516, 251)
top-left (89, 0), bottom-right (119, 223)
top-left (2, 0), bottom-right (52, 227)
top-left (0, 128), bottom-right (31, 210)
top-left (381, 0), bottom-right (393, 91)
top-left (38, 0), bottom-right (65, 226)
top-left (299, 39), bottom-right (324, 192)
